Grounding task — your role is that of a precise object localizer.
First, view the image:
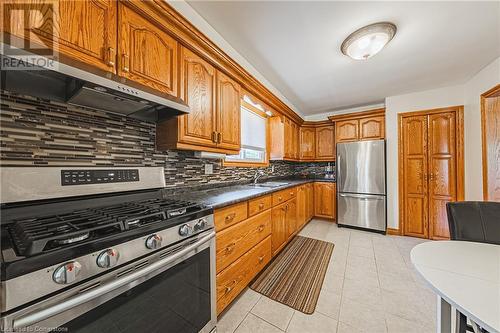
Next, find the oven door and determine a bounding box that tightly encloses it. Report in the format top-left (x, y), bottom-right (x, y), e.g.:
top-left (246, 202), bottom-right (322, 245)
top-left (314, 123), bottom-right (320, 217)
top-left (2, 230), bottom-right (216, 333)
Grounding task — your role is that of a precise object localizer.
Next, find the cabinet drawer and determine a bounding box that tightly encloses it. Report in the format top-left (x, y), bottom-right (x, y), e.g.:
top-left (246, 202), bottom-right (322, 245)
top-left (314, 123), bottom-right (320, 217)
top-left (248, 195), bottom-right (272, 217)
top-left (216, 236), bottom-right (272, 315)
top-left (216, 210), bottom-right (271, 273)
top-left (214, 202), bottom-right (248, 232)
top-left (272, 187), bottom-right (296, 206)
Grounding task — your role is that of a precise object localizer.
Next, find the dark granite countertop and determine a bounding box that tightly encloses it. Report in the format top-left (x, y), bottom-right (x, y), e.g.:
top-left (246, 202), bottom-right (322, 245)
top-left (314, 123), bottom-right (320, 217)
top-left (173, 177), bottom-right (336, 209)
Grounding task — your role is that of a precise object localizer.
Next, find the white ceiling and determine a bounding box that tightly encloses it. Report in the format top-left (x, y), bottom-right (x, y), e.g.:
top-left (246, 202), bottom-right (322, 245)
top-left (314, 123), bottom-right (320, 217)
top-left (187, 1), bottom-right (500, 116)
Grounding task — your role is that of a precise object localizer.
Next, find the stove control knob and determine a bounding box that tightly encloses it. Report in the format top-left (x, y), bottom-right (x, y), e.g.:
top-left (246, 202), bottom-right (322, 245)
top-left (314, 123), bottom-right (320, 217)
top-left (53, 261), bottom-right (82, 285)
top-left (96, 248), bottom-right (120, 268)
top-left (194, 218), bottom-right (207, 231)
top-left (179, 224), bottom-right (192, 237)
top-left (145, 234), bottom-right (162, 250)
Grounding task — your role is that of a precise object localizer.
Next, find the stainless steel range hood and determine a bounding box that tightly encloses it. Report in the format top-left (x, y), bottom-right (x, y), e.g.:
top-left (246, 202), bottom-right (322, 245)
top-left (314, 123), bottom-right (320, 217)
top-left (0, 50), bottom-right (189, 122)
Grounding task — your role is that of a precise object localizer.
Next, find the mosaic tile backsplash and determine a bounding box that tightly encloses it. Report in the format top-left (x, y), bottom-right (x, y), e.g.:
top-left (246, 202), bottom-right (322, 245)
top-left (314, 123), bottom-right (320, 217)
top-left (0, 90), bottom-right (334, 189)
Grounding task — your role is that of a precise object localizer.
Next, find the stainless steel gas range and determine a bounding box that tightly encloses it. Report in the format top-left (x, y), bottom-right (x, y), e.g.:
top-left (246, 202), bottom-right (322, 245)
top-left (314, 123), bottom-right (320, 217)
top-left (0, 167), bottom-right (216, 333)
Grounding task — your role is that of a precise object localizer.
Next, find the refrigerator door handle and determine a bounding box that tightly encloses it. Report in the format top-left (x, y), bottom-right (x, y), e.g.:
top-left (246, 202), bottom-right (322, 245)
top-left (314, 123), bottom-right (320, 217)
top-left (338, 193), bottom-right (384, 200)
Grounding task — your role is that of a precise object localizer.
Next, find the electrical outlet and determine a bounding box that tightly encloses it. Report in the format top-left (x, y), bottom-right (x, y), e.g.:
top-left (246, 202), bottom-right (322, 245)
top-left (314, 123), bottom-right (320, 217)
top-left (204, 164), bottom-right (213, 175)
top-left (271, 165), bottom-right (275, 173)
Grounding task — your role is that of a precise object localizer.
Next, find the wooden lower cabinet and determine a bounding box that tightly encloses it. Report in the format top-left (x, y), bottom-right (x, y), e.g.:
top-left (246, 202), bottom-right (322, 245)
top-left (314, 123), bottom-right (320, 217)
top-left (314, 182), bottom-right (336, 219)
top-left (216, 210), bottom-right (271, 273)
top-left (285, 198), bottom-right (297, 239)
top-left (214, 201), bottom-right (248, 232)
top-left (297, 185), bottom-right (307, 229)
top-left (271, 202), bottom-right (288, 255)
top-left (216, 236), bottom-right (272, 315)
top-left (306, 183), bottom-right (315, 221)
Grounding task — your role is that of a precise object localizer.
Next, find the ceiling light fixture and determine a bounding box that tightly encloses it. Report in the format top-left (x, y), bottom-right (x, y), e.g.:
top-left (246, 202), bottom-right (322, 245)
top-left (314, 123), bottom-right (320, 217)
top-left (341, 22), bottom-right (397, 60)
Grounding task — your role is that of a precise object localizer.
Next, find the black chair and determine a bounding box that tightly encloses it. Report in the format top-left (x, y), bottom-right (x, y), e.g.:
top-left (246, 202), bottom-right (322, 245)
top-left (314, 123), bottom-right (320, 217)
top-left (446, 201), bottom-right (500, 245)
top-left (446, 201), bottom-right (500, 333)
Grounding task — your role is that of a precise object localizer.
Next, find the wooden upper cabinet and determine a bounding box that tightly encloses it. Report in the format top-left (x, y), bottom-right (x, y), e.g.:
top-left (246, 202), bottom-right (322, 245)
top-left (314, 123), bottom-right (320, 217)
top-left (314, 182), bottom-right (336, 219)
top-left (178, 47), bottom-right (217, 147)
top-left (336, 120), bottom-right (359, 143)
top-left (216, 71), bottom-right (241, 150)
top-left (291, 122), bottom-right (299, 159)
top-left (300, 127), bottom-right (316, 160)
top-left (315, 125), bottom-right (335, 160)
top-left (270, 116), bottom-right (299, 161)
top-left (118, 4), bottom-right (178, 95)
top-left (4, 0), bottom-right (117, 72)
top-left (283, 118), bottom-right (294, 159)
top-left (360, 116), bottom-right (385, 140)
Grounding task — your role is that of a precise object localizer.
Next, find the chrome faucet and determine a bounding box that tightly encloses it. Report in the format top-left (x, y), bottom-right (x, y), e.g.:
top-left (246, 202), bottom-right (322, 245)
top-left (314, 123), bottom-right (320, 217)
top-left (253, 170), bottom-right (265, 184)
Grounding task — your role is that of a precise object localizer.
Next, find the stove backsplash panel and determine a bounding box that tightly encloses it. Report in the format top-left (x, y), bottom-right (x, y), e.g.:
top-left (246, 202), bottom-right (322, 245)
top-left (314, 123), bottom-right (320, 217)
top-left (1, 90), bottom-right (334, 189)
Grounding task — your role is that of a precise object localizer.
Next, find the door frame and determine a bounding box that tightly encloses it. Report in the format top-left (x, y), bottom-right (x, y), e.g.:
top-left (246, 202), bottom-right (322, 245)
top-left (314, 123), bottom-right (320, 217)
top-left (398, 106), bottom-right (465, 238)
top-left (480, 84), bottom-right (500, 201)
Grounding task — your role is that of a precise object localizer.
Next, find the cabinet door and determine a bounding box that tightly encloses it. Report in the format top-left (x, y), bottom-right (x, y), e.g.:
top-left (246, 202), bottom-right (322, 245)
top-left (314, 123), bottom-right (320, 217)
top-left (4, 0), bottom-right (117, 72)
top-left (286, 198), bottom-right (298, 239)
top-left (336, 120), bottom-right (359, 142)
top-left (428, 112), bottom-right (456, 240)
top-left (216, 71), bottom-right (241, 150)
top-left (271, 203), bottom-right (287, 255)
top-left (283, 118), bottom-right (293, 159)
top-left (300, 127), bottom-right (316, 160)
top-left (315, 126), bottom-right (335, 160)
top-left (296, 186), bottom-right (307, 229)
top-left (177, 47), bottom-right (217, 147)
top-left (307, 183), bottom-right (315, 220)
top-left (293, 123), bottom-right (300, 159)
top-left (401, 115), bottom-right (429, 238)
top-left (118, 4), bottom-right (178, 95)
top-left (314, 182), bottom-right (334, 218)
top-left (360, 116), bottom-right (385, 140)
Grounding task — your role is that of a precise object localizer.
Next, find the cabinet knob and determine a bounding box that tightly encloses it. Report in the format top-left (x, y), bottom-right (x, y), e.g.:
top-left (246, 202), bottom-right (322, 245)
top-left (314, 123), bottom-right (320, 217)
top-left (225, 213), bottom-right (236, 222)
top-left (258, 224), bottom-right (265, 232)
top-left (106, 47), bottom-right (116, 67)
top-left (122, 54), bottom-right (130, 72)
top-left (225, 242), bottom-right (235, 254)
top-left (259, 203), bottom-right (264, 209)
top-left (258, 256), bottom-right (264, 263)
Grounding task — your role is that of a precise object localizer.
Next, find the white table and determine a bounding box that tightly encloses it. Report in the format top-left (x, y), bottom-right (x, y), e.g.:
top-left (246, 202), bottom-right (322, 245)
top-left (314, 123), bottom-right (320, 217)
top-left (410, 241), bottom-right (500, 333)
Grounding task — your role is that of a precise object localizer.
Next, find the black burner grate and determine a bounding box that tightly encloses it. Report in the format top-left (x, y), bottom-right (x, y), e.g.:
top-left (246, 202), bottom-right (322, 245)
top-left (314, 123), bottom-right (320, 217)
top-left (8, 198), bottom-right (205, 256)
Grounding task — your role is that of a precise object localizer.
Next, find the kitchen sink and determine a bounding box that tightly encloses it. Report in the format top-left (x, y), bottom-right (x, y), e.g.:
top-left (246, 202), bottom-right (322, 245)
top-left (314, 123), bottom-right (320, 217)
top-left (248, 182), bottom-right (290, 188)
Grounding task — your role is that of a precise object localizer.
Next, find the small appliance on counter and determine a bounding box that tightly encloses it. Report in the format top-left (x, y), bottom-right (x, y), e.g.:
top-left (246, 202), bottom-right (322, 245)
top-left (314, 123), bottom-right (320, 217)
top-left (324, 162), bottom-right (335, 179)
top-left (336, 140), bottom-right (386, 233)
top-left (0, 167), bottom-right (216, 333)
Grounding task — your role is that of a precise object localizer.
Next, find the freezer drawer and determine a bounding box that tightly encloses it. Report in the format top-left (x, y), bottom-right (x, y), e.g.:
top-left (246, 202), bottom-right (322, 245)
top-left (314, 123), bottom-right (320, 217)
top-left (337, 193), bottom-right (386, 232)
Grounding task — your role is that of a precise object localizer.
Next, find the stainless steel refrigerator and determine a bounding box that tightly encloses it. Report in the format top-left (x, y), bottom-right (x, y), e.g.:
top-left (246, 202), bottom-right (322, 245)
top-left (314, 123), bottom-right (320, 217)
top-left (336, 140), bottom-right (386, 232)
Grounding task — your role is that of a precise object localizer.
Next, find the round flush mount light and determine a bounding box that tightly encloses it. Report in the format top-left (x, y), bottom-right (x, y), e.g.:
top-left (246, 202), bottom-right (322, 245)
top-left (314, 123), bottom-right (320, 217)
top-left (341, 22), bottom-right (397, 60)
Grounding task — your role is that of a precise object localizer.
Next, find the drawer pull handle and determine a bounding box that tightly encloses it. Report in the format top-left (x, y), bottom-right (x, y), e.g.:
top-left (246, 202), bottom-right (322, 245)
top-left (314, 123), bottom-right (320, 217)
top-left (258, 256), bottom-right (264, 263)
top-left (259, 203), bottom-right (264, 209)
top-left (290, 192), bottom-right (294, 196)
top-left (258, 224), bottom-right (265, 232)
top-left (122, 54), bottom-right (130, 72)
top-left (225, 280), bottom-right (237, 294)
top-left (278, 196), bottom-right (283, 201)
top-left (225, 243), bottom-right (235, 253)
top-left (106, 47), bottom-right (115, 67)
top-left (225, 213), bottom-right (236, 222)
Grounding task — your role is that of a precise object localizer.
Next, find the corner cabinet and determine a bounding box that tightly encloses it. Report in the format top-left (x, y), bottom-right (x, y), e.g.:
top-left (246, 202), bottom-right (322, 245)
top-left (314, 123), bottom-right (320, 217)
top-left (3, 0), bottom-right (117, 73)
top-left (331, 109), bottom-right (386, 143)
top-left (315, 125), bottom-right (336, 160)
top-left (118, 3), bottom-right (178, 95)
top-left (270, 116), bottom-right (299, 161)
top-left (299, 127), bottom-right (316, 160)
top-left (157, 47), bottom-right (241, 154)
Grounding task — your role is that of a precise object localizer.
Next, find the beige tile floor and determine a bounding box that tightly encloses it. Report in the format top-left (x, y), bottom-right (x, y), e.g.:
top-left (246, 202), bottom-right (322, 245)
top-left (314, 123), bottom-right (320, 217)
top-left (217, 219), bottom-right (437, 333)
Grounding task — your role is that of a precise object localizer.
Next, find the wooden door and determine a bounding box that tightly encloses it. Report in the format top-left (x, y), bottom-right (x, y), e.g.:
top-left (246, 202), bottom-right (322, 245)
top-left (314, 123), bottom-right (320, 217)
top-left (271, 203), bottom-right (287, 255)
top-left (296, 185), bottom-right (307, 229)
top-left (401, 115), bottom-right (429, 238)
top-left (336, 120), bottom-right (359, 142)
top-left (481, 85), bottom-right (500, 201)
top-left (292, 122), bottom-right (299, 160)
top-left (4, 0), bottom-right (117, 72)
top-left (314, 182), bottom-right (334, 218)
top-left (307, 183), bottom-right (315, 220)
top-left (283, 118), bottom-right (293, 159)
top-left (118, 4), bottom-right (178, 95)
top-left (300, 127), bottom-right (316, 160)
top-left (286, 198), bottom-right (298, 238)
top-left (316, 126), bottom-right (335, 160)
top-left (216, 71), bottom-right (241, 150)
top-left (360, 116), bottom-right (385, 140)
top-left (177, 47), bottom-right (217, 147)
top-left (428, 112), bottom-right (457, 239)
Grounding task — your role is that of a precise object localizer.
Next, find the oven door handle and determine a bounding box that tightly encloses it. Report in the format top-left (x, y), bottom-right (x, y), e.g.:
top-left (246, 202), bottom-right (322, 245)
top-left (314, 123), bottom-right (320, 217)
top-left (13, 230), bottom-right (216, 330)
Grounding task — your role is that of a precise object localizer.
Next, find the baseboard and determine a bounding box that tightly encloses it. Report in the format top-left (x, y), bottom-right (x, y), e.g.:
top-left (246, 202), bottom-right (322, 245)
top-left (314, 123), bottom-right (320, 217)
top-left (387, 228), bottom-right (401, 235)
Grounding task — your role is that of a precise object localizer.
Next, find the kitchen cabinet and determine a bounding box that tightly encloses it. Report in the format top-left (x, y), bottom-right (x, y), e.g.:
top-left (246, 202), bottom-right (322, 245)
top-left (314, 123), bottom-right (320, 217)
top-left (315, 125), bottom-right (336, 160)
top-left (271, 202), bottom-right (288, 255)
top-left (314, 182), bottom-right (336, 219)
top-left (300, 127), bottom-right (316, 160)
top-left (336, 120), bottom-right (359, 143)
top-left (118, 3), bottom-right (178, 95)
top-left (157, 47), bottom-right (241, 154)
top-left (307, 183), bottom-right (315, 221)
top-left (400, 107), bottom-right (463, 240)
top-left (331, 109), bottom-right (386, 143)
top-left (270, 116), bottom-right (300, 161)
top-left (296, 185), bottom-right (307, 229)
top-left (4, 0), bottom-right (117, 73)
top-left (285, 198), bottom-right (297, 239)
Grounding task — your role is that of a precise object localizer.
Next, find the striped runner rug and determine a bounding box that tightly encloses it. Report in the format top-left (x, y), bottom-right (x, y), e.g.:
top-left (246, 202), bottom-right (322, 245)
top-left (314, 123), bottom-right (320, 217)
top-left (250, 236), bottom-right (334, 314)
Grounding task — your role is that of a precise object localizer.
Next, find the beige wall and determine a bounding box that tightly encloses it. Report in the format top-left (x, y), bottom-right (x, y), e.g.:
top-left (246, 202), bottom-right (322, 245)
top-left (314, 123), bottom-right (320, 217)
top-left (384, 57), bottom-right (500, 230)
